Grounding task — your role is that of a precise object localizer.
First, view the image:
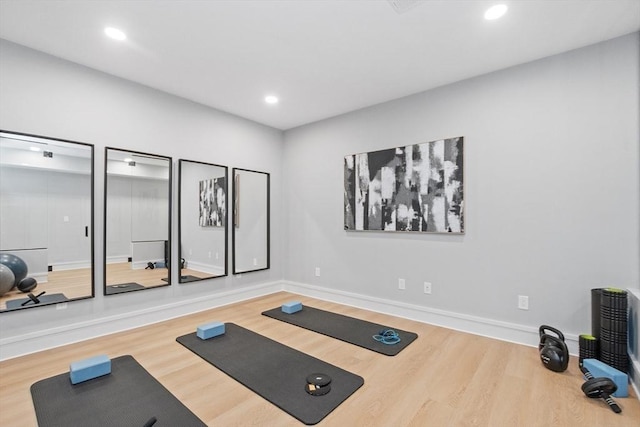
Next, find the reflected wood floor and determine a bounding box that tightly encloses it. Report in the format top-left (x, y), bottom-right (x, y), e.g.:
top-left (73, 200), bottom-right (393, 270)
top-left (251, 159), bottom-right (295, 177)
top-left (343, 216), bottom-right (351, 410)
top-left (1, 264), bottom-right (218, 310)
top-left (0, 292), bottom-right (638, 426)
top-left (0, 268), bottom-right (92, 310)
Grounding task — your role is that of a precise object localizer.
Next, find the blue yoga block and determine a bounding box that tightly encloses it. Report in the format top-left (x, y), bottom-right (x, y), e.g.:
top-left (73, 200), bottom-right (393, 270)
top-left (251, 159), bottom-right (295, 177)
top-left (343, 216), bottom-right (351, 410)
top-left (69, 354), bottom-right (111, 384)
top-left (282, 301), bottom-right (302, 314)
top-left (583, 358), bottom-right (628, 397)
top-left (197, 321), bottom-right (225, 340)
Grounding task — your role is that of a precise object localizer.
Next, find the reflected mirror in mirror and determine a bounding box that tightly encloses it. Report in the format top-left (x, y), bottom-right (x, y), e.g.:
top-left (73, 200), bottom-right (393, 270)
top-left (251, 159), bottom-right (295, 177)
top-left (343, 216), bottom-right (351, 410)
top-left (0, 130), bottom-right (94, 312)
top-left (232, 168), bottom-right (270, 274)
top-left (104, 148), bottom-right (172, 295)
top-left (178, 160), bottom-right (228, 283)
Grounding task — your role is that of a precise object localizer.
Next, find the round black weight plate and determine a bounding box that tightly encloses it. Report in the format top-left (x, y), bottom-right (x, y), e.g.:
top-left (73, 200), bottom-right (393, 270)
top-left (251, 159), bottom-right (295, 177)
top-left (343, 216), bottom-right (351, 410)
top-left (306, 373), bottom-right (332, 387)
top-left (306, 382), bottom-right (331, 396)
top-left (581, 377), bottom-right (617, 398)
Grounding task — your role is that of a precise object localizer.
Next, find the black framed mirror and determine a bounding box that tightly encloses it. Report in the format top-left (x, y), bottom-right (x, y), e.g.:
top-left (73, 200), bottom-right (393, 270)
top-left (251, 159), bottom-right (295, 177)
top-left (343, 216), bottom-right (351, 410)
top-left (178, 160), bottom-right (228, 283)
top-left (232, 168), bottom-right (270, 274)
top-left (104, 148), bottom-right (172, 295)
top-left (0, 130), bottom-right (94, 312)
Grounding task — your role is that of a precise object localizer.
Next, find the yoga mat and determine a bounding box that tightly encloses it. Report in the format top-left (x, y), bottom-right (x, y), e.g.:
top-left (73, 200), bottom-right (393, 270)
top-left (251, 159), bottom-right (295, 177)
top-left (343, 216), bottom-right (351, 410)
top-left (262, 305), bottom-right (418, 356)
top-left (162, 275), bottom-right (201, 283)
top-left (31, 355), bottom-right (206, 427)
top-left (5, 293), bottom-right (68, 309)
top-left (176, 323), bottom-right (363, 425)
top-left (105, 282), bottom-right (145, 294)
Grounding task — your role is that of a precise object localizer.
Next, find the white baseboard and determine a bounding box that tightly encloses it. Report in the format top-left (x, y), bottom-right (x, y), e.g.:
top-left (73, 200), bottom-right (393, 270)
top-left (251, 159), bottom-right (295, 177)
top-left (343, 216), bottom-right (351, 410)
top-left (0, 281), bottom-right (282, 361)
top-left (4, 278), bottom-right (635, 400)
top-left (51, 260), bottom-right (92, 271)
top-left (185, 260), bottom-right (225, 276)
top-left (106, 256), bottom-right (129, 264)
top-left (281, 280), bottom-right (580, 354)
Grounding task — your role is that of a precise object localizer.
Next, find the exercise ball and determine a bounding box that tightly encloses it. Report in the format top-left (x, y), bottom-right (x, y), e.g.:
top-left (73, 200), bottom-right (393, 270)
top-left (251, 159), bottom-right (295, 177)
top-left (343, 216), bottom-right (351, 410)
top-left (17, 277), bottom-right (38, 293)
top-left (0, 253), bottom-right (28, 288)
top-left (0, 264), bottom-right (15, 296)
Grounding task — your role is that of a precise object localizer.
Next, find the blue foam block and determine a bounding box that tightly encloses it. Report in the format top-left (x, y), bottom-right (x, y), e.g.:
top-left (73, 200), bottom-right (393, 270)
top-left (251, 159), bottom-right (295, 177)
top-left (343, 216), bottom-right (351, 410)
top-left (69, 354), bottom-right (111, 384)
top-left (583, 358), bottom-right (628, 397)
top-left (282, 301), bottom-right (302, 314)
top-left (197, 321), bottom-right (225, 340)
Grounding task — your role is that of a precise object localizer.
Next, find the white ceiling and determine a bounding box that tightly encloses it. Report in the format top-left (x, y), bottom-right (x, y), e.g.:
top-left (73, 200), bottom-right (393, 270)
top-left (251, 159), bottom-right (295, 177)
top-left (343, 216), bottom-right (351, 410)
top-left (0, 0), bottom-right (638, 130)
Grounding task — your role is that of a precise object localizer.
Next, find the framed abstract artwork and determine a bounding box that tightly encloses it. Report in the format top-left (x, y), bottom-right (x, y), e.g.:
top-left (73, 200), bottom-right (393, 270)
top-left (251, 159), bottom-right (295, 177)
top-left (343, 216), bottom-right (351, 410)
top-left (344, 136), bottom-right (463, 233)
top-left (199, 177), bottom-right (226, 227)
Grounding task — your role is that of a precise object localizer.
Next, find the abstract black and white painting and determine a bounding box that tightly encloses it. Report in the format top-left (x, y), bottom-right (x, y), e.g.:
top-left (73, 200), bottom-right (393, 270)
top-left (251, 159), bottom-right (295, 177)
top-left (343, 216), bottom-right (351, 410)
top-left (344, 137), bottom-right (463, 233)
top-left (199, 177), bottom-right (226, 227)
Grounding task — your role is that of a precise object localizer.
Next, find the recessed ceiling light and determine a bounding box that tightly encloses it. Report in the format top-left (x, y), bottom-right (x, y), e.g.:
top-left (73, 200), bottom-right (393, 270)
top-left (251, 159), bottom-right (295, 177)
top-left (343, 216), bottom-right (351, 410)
top-left (123, 158), bottom-right (133, 163)
top-left (265, 95), bottom-right (279, 105)
top-left (29, 146), bottom-right (41, 152)
top-left (484, 4), bottom-right (508, 20)
top-left (104, 27), bottom-right (127, 41)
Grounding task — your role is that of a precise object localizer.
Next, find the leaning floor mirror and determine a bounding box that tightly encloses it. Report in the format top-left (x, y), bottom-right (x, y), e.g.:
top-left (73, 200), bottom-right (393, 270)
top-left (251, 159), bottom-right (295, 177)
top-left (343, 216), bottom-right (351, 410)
top-left (232, 168), bottom-right (270, 274)
top-left (104, 148), bottom-right (172, 295)
top-left (0, 130), bottom-right (94, 312)
top-left (178, 160), bottom-right (228, 283)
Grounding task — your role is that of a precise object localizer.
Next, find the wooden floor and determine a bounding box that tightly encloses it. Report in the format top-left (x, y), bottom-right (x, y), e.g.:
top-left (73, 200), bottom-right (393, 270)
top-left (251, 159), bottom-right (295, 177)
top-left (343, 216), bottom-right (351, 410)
top-left (1, 292), bottom-right (638, 426)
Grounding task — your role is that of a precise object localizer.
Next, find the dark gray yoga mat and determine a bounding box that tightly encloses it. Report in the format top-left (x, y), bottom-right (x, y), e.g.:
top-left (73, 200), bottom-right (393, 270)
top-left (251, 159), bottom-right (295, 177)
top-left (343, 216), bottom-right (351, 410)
top-left (5, 293), bottom-right (68, 309)
top-left (262, 305), bottom-right (418, 356)
top-left (176, 323), bottom-right (364, 425)
top-left (105, 282), bottom-right (145, 294)
top-left (31, 355), bottom-right (206, 427)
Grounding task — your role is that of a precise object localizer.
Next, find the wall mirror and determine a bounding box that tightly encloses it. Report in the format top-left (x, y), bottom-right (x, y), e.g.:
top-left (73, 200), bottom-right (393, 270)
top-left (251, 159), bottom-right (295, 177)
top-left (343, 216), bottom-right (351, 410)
top-left (178, 160), bottom-right (228, 283)
top-left (232, 168), bottom-right (270, 274)
top-left (104, 148), bottom-right (172, 295)
top-left (0, 130), bottom-right (94, 312)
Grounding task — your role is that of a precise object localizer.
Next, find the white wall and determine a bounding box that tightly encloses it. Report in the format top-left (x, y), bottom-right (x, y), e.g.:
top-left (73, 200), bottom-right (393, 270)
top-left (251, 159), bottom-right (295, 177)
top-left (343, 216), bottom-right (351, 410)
top-left (0, 32), bottom-right (638, 366)
top-left (283, 33), bottom-right (640, 342)
top-left (0, 39), bottom-right (284, 359)
top-left (0, 166), bottom-right (91, 268)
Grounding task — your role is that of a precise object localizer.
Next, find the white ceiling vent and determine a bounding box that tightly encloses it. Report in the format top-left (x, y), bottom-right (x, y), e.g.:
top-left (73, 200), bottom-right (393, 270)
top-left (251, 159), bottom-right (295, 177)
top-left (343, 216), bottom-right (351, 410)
top-left (387, 0), bottom-right (424, 14)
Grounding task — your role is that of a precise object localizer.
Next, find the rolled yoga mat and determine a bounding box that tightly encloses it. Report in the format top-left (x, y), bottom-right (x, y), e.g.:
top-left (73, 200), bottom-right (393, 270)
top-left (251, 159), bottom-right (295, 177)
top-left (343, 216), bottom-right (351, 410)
top-left (176, 323), bottom-right (364, 425)
top-left (31, 355), bottom-right (206, 427)
top-left (262, 305), bottom-right (418, 356)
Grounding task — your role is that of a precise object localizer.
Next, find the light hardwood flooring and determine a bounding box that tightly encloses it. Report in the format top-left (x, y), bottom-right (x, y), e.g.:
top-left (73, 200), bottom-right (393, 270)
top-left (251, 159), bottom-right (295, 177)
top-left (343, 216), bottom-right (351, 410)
top-left (0, 292), bottom-right (638, 426)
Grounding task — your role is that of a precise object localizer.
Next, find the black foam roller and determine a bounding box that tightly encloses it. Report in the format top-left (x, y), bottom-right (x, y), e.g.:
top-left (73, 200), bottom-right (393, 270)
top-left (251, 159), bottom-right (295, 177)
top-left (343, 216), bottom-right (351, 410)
top-left (591, 288), bottom-right (602, 339)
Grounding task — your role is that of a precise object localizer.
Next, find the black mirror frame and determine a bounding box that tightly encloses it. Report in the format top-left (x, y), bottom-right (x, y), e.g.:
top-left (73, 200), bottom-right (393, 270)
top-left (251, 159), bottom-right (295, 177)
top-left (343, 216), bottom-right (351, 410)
top-left (177, 159), bottom-right (229, 283)
top-left (231, 167), bottom-right (270, 275)
top-left (0, 129), bottom-right (95, 312)
top-left (103, 147), bottom-right (173, 295)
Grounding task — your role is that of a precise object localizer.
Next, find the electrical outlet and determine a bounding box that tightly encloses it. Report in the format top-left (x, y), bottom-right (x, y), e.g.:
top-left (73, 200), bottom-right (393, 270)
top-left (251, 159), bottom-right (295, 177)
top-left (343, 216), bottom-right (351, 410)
top-left (424, 282), bottom-right (432, 294)
top-left (398, 278), bottom-right (406, 290)
top-left (208, 251), bottom-right (212, 258)
top-left (315, 267), bottom-right (321, 277)
top-left (518, 295), bottom-right (529, 310)
top-left (215, 252), bottom-right (219, 260)
top-left (56, 302), bottom-right (68, 310)
top-left (253, 258), bottom-right (258, 266)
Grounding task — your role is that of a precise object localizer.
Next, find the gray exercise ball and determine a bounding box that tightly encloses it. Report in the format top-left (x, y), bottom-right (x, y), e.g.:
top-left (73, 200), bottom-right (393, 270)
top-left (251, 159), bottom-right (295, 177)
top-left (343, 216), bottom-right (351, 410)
top-left (0, 264), bottom-right (15, 296)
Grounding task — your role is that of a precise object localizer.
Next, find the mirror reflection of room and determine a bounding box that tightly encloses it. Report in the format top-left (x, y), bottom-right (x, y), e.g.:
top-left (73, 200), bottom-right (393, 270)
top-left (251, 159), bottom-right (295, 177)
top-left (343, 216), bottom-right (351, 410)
top-left (232, 168), bottom-right (269, 274)
top-left (178, 160), bottom-right (228, 283)
top-left (0, 131), bottom-right (94, 311)
top-left (104, 148), bottom-right (171, 295)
